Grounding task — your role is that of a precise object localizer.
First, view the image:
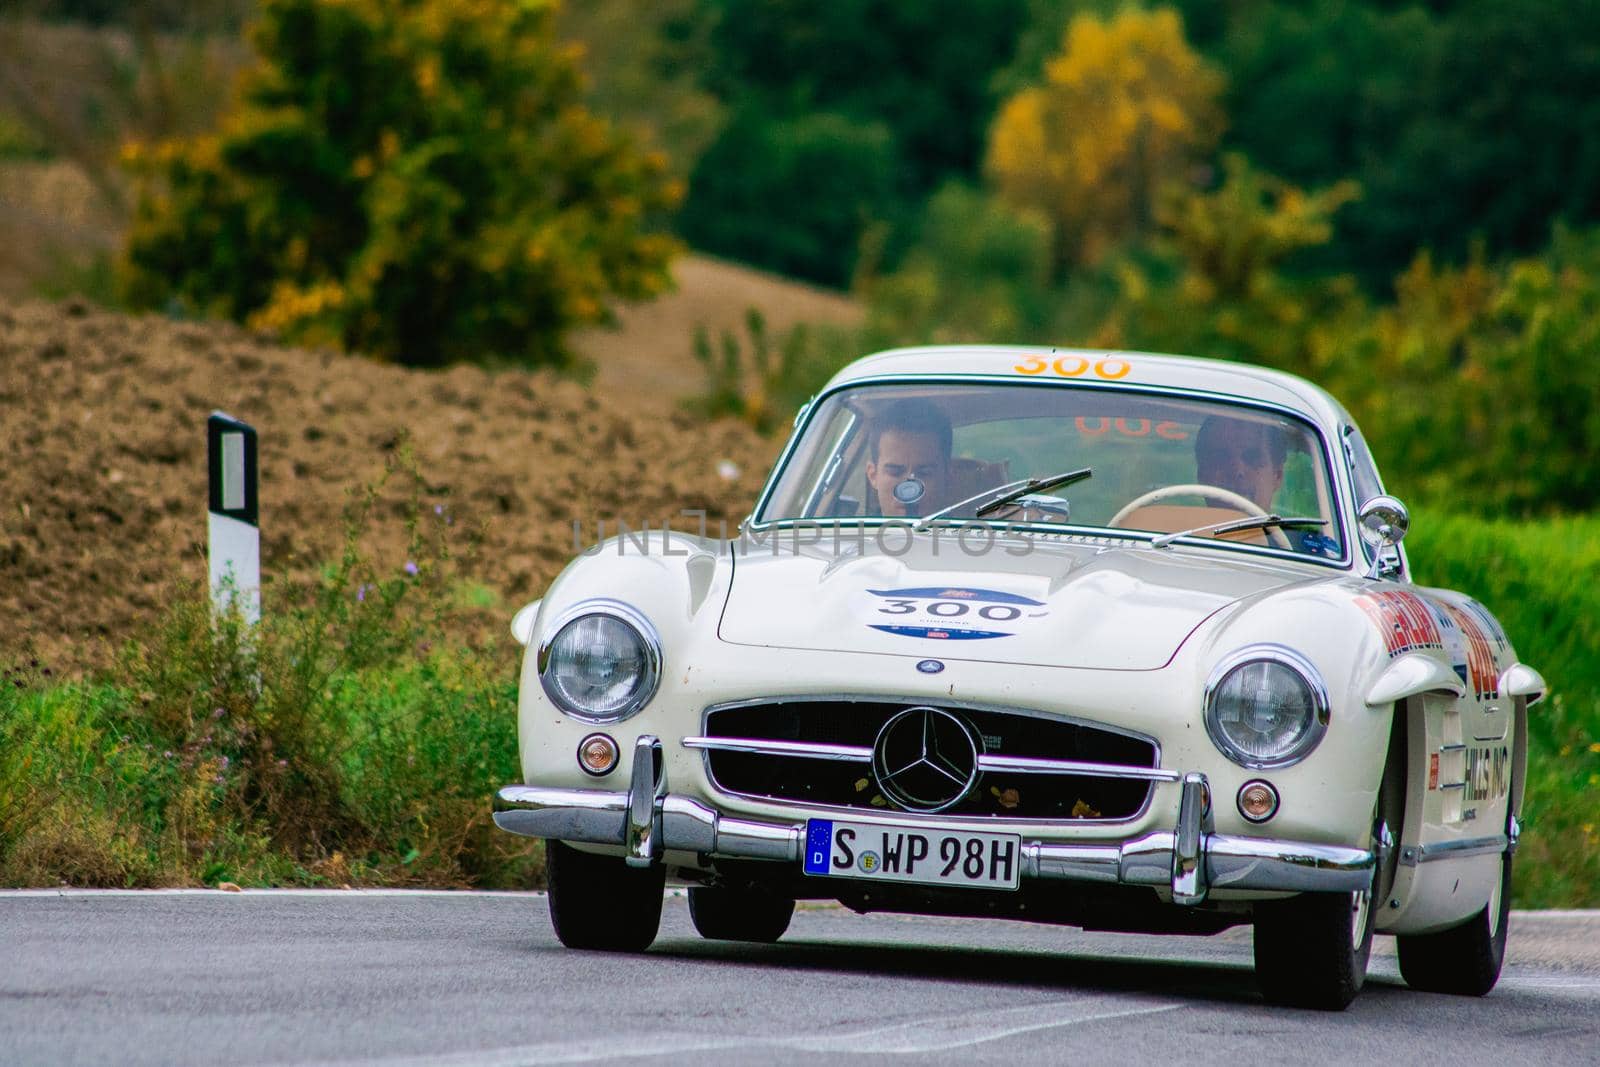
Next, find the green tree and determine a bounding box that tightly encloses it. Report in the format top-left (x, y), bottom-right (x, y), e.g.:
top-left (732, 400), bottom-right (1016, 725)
top-left (677, 108), bottom-right (897, 287)
top-left (1200, 0), bottom-right (1600, 286)
top-left (681, 0), bottom-right (1028, 285)
top-left (122, 0), bottom-right (681, 369)
top-left (695, 0), bottom-right (1026, 193)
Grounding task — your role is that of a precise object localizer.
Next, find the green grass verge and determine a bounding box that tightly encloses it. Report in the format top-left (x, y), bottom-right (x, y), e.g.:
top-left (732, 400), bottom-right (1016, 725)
top-left (1, 449), bottom-right (543, 888)
top-left (1408, 508), bottom-right (1600, 907)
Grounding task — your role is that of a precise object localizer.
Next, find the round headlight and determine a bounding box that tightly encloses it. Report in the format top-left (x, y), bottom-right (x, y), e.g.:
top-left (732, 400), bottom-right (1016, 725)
top-left (537, 602), bottom-right (661, 722)
top-left (1204, 647), bottom-right (1329, 768)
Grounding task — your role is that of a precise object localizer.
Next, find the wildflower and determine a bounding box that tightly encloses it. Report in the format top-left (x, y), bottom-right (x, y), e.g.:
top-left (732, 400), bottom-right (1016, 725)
top-left (1590, 742), bottom-right (1600, 754)
top-left (357, 583), bottom-right (372, 602)
top-left (434, 504), bottom-right (444, 515)
top-left (277, 759), bottom-right (288, 768)
top-left (219, 756), bottom-right (230, 770)
top-left (404, 560), bottom-right (419, 576)
top-left (212, 706), bottom-right (226, 720)
top-left (163, 751), bottom-right (174, 759)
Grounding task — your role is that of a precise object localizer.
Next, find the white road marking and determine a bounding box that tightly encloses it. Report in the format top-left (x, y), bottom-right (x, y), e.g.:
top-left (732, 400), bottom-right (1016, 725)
top-left (788, 998), bottom-right (1182, 1054)
top-left (291, 998), bottom-right (1182, 1066)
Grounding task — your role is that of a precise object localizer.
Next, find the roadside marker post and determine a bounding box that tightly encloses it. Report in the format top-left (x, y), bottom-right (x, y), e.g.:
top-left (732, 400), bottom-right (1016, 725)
top-left (207, 412), bottom-right (260, 626)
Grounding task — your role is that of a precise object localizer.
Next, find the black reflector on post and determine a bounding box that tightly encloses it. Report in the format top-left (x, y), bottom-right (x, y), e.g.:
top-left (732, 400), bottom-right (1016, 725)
top-left (208, 411), bottom-right (260, 624)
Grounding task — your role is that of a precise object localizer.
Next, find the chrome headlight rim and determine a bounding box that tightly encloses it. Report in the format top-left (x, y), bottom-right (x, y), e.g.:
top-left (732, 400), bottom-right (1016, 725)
top-left (536, 598), bottom-right (662, 724)
top-left (1203, 644), bottom-right (1330, 770)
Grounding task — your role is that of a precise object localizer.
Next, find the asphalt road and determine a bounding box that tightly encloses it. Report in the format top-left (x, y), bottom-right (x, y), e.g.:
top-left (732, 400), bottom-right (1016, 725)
top-left (3, 892), bottom-right (1598, 1066)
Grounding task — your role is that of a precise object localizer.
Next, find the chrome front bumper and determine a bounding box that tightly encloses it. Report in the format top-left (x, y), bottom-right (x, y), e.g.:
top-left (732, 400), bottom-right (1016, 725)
top-left (494, 736), bottom-right (1374, 905)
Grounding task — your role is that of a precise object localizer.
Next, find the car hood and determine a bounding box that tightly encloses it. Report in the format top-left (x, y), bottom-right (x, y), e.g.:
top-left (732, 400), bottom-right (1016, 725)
top-left (718, 534), bottom-right (1317, 670)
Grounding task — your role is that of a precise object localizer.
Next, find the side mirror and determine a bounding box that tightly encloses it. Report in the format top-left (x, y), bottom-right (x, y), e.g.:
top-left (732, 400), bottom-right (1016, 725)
top-left (1357, 496), bottom-right (1409, 580)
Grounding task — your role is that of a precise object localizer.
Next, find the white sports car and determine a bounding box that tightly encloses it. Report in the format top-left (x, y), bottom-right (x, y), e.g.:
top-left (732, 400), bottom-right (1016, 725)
top-left (494, 346), bottom-right (1544, 1010)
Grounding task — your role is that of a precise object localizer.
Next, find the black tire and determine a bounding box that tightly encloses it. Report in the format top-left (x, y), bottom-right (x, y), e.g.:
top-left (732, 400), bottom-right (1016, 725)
top-left (1396, 839), bottom-right (1512, 996)
top-left (688, 886), bottom-right (795, 943)
top-left (545, 841), bottom-right (665, 952)
top-left (1254, 886), bottom-right (1376, 1010)
top-left (1254, 725), bottom-right (1404, 1012)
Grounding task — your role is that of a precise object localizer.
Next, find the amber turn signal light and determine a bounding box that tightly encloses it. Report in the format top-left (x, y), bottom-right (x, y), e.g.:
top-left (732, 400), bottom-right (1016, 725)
top-left (1237, 779), bottom-right (1280, 823)
top-left (578, 733), bottom-right (620, 776)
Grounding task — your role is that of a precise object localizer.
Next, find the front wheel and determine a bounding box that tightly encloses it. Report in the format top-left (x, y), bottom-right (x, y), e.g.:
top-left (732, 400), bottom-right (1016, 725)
top-left (1396, 840), bottom-right (1512, 995)
top-left (546, 841), bottom-right (665, 952)
top-left (1254, 886), bottom-right (1376, 1010)
top-left (688, 886), bottom-right (795, 943)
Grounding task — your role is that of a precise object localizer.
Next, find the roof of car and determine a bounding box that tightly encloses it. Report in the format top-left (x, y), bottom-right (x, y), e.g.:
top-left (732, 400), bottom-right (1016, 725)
top-left (823, 346), bottom-right (1352, 429)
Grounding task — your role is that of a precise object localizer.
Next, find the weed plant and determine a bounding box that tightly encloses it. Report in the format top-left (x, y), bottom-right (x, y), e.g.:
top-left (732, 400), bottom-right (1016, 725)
top-left (0, 445), bottom-right (540, 888)
top-left (688, 307), bottom-right (859, 433)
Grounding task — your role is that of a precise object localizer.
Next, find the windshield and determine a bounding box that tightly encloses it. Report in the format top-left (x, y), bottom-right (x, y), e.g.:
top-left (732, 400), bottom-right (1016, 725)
top-left (757, 381), bottom-right (1346, 561)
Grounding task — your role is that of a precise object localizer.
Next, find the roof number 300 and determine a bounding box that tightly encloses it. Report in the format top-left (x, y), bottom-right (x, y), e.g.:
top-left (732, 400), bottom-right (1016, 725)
top-left (1013, 355), bottom-right (1131, 380)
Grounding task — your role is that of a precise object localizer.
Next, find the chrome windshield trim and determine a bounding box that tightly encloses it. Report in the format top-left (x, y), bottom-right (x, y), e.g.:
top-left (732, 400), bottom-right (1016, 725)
top-left (747, 372), bottom-right (1354, 568)
top-left (976, 754), bottom-right (1182, 782)
top-left (682, 736), bottom-right (872, 762)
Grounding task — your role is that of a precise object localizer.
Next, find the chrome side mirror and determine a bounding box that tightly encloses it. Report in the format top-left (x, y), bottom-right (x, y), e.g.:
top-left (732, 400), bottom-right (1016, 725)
top-left (1358, 495), bottom-right (1409, 580)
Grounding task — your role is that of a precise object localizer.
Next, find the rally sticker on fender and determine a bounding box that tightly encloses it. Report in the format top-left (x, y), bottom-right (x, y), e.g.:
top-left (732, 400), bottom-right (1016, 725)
top-left (864, 587), bottom-right (1047, 640)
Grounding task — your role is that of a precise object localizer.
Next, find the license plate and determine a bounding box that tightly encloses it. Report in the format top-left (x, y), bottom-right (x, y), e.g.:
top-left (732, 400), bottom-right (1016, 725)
top-left (803, 819), bottom-right (1021, 890)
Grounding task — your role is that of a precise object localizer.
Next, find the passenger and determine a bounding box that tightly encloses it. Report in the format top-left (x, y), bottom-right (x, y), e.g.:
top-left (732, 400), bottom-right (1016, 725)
top-left (865, 399), bottom-right (953, 518)
top-left (1194, 416), bottom-right (1287, 512)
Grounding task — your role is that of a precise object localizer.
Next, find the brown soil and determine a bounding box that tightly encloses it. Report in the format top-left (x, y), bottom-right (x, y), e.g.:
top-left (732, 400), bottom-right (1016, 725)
top-left (576, 255), bottom-right (861, 406)
top-left (0, 297), bottom-right (785, 674)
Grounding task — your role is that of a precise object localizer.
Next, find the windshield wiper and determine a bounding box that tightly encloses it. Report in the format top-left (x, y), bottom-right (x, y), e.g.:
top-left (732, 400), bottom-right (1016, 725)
top-left (913, 467), bottom-right (1093, 531)
top-left (1150, 514), bottom-right (1327, 550)
top-left (975, 467), bottom-right (1093, 518)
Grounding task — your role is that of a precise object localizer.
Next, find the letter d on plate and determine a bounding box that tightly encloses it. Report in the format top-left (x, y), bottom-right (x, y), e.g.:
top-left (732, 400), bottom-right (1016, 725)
top-left (804, 820), bottom-right (833, 875)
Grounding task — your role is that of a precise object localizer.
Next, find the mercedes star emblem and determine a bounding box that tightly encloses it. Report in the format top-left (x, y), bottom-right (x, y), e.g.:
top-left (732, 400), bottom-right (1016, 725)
top-left (872, 706), bottom-right (981, 813)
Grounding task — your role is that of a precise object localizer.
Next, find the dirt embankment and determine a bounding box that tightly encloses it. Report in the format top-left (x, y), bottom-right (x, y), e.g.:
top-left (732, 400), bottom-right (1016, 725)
top-left (0, 299), bottom-right (782, 672)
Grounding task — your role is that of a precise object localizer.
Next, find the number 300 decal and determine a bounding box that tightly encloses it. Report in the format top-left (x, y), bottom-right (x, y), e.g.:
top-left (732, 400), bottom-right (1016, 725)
top-left (864, 587), bottom-right (1047, 641)
top-left (1013, 355), bottom-right (1131, 380)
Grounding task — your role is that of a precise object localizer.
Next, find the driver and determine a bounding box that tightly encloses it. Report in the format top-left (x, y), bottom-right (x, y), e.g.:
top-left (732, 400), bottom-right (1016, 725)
top-left (865, 399), bottom-right (952, 518)
top-left (1194, 415), bottom-right (1287, 512)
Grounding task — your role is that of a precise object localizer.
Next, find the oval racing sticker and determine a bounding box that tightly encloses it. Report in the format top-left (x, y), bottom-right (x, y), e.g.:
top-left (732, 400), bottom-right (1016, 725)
top-left (865, 586), bottom-right (1048, 640)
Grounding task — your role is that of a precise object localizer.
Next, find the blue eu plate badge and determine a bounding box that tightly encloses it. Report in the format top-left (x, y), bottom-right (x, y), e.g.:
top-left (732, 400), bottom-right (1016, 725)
top-left (804, 820), bottom-right (834, 875)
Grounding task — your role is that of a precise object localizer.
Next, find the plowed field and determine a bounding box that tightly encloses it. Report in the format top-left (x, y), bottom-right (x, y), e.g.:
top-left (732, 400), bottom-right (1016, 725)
top-left (0, 298), bottom-right (783, 672)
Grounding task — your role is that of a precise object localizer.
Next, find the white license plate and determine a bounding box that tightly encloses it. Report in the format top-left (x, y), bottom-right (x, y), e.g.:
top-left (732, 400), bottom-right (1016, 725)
top-left (803, 819), bottom-right (1021, 890)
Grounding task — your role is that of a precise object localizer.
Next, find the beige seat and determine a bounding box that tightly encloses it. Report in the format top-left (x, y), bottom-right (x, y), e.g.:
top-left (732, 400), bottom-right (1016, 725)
top-left (947, 456), bottom-right (1010, 501)
top-left (1113, 504), bottom-right (1266, 543)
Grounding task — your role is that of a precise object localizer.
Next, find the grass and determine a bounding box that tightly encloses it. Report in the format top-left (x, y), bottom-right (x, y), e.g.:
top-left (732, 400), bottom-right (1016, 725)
top-left (1407, 508), bottom-right (1600, 907)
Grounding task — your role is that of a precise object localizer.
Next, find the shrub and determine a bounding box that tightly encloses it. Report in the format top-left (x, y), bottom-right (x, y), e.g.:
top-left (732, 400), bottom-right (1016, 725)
top-left (688, 307), bottom-right (857, 434)
top-left (121, 0), bottom-right (681, 369)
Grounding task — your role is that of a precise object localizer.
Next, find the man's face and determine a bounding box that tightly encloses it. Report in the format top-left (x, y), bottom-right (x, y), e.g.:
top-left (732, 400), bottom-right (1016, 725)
top-left (867, 430), bottom-right (949, 517)
top-left (1197, 422), bottom-right (1284, 510)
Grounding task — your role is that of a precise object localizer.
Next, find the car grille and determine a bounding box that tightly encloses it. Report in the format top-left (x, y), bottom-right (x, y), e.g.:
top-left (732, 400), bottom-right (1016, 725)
top-left (699, 699), bottom-right (1158, 821)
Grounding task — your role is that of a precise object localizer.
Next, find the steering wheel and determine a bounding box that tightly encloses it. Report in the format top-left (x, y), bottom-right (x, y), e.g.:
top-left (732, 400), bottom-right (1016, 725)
top-left (1109, 483), bottom-right (1293, 550)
